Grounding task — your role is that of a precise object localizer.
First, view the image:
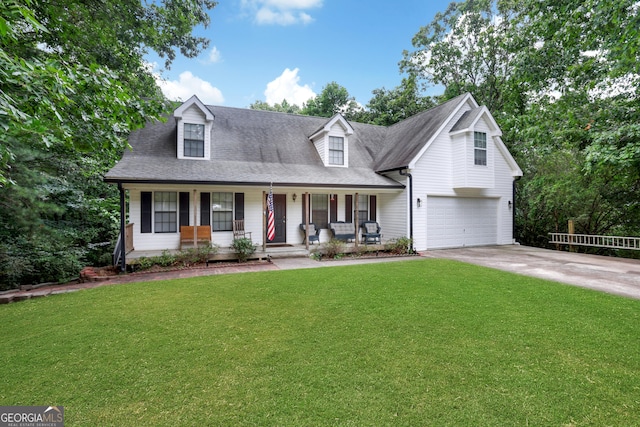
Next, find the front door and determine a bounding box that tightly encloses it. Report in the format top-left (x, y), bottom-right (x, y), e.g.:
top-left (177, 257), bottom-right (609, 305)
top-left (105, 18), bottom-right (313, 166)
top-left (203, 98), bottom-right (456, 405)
top-left (271, 194), bottom-right (287, 243)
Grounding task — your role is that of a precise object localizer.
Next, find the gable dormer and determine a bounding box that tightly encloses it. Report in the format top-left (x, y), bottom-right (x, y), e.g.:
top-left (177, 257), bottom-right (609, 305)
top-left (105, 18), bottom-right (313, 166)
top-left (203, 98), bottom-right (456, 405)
top-left (308, 114), bottom-right (354, 167)
top-left (449, 106), bottom-right (502, 189)
top-left (174, 95), bottom-right (214, 160)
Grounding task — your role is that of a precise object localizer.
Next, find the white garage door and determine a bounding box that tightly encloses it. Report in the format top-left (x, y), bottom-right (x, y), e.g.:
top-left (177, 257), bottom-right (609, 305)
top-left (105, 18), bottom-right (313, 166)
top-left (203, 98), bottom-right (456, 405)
top-left (426, 197), bottom-right (498, 249)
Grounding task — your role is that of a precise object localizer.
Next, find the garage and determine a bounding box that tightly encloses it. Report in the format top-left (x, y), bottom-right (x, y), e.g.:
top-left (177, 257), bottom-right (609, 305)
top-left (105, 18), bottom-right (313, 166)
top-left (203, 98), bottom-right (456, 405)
top-left (426, 196), bottom-right (498, 249)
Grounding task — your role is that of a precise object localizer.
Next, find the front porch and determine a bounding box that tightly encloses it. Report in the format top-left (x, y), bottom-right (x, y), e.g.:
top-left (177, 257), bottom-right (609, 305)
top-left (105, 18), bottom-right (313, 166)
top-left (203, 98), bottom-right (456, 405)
top-left (124, 242), bottom-right (388, 265)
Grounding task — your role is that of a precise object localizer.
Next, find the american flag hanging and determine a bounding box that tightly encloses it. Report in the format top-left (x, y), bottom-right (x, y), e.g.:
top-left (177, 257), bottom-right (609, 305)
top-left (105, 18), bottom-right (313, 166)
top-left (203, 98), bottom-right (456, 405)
top-left (267, 185), bottom-right (275, 241)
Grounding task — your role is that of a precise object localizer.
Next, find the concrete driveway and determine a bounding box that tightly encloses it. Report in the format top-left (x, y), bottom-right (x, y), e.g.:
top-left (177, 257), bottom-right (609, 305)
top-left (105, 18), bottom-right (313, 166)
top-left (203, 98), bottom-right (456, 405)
top-left (425, 245), bottom-right (640, 300)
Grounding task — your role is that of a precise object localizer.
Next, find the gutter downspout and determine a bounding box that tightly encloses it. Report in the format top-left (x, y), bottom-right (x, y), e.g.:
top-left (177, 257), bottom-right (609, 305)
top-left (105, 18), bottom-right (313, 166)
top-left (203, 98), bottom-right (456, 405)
top-left (399, 169), bottom-right (414, 251)
top-left (118, 183), bottom-right (126, 272)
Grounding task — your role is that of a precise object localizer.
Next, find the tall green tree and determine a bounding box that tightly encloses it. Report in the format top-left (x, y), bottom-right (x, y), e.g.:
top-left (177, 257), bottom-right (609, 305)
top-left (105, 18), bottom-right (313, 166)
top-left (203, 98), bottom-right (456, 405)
top-left (301, 82), bottom-right (361, 119)
top-left (356, 75), bottom-right (435, 126)
top-left (0, 0), bottom-right (217, 288)
top-left (249, 99), bottom-right (302, 114)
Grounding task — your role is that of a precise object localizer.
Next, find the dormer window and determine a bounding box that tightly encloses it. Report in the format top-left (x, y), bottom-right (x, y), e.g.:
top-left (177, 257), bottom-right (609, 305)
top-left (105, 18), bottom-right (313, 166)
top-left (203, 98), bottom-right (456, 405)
top-left (184, 123), bottom-right (205, 157)
top-left (308, 114), bottom-right (354, 168)
top-left (474, 131), bottom-right (487, 166)
top-left (329, 136), bottom-right (344, 165)
top-left (174, 95), bottom-right (214, 161)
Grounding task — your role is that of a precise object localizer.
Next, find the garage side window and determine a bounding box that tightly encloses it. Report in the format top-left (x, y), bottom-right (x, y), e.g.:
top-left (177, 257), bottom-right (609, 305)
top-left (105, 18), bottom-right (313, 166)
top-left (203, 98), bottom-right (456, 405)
top-left (474, 132), bottom-right (487, 166)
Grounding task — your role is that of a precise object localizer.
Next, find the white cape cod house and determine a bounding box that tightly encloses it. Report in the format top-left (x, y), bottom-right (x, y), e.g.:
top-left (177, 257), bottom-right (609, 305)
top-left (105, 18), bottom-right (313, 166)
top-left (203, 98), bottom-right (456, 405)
top-left (105, 93), bottom-right (522, 268)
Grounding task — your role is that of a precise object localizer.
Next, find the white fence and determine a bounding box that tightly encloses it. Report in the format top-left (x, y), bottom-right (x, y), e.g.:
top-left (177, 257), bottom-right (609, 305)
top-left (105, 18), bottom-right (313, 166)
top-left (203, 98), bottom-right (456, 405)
top-left (549, 233), bottom-right (640, 251)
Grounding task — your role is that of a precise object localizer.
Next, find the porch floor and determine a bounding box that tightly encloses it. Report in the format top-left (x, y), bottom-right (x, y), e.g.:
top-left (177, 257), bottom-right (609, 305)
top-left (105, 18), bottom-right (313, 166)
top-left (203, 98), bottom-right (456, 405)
top-left (125, 242), bottom-right (386, 264)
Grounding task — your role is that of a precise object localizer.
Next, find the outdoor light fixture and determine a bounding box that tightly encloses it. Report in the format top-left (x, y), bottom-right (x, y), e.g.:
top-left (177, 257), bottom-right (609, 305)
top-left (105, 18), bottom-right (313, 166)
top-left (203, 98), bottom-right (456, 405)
top-left (292, 193), bottom-right (297, 202)
top-left (417, 198), bottom-right (422, 207)
top-left (508, 200), bottom-right (512, 208)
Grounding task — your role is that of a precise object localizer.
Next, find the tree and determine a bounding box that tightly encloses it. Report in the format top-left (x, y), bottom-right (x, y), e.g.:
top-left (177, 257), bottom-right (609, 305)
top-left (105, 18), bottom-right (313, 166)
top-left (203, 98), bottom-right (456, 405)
top-left (301, 82), bottom-right (362, 119)
top-left (249, 99), bottom-right (302, 114)
top-left (0, 0), bottom-right (217, 287)
top-left (356, 75), bottom-right (435, 126)
top-left (401, 0), bottom-right (517, 112)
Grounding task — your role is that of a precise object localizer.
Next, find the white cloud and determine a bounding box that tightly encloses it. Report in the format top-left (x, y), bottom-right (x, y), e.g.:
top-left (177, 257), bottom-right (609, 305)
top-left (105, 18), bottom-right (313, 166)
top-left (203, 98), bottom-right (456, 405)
top-left (207, 46), bottom-right (222, 63)
top-left (156, 71), bottom-right (225, 105)
top-left (242, 0), bottom-right (321, 25)
top-left (264, 68), bottom-right (316, 106)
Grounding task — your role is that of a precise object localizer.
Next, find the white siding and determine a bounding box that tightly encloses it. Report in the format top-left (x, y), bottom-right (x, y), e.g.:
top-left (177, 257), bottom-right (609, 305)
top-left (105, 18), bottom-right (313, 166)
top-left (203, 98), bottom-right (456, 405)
top-left (451, 116), bottom-right (495, 188)
top-left (409, 100), bottom-right (515, 251)
top-left (312, 136), bottom-right (326, 164)
top-left (378, 190), bottom-right (407, 242)
top-left (123, 185), bottom-right (408, 250)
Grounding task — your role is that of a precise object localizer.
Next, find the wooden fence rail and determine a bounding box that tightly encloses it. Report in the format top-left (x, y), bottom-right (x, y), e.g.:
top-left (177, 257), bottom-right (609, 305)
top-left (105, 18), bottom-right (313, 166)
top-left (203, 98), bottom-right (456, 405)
top-left (549, 233), bottom-right (640, 251)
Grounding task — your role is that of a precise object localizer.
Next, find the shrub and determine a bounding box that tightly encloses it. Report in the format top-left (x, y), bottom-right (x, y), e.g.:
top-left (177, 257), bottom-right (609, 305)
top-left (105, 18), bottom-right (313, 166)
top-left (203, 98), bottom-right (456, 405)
top-left (231, 238), bottom-right (256, 262)
top-left (386, 236), bottom-right (414, 254)
top-left (322, 239), bottom-right (346, 259)
top-left (129, 244), bottom-right (219, 271)
top-left (175, 243), bottom-right (218, 266)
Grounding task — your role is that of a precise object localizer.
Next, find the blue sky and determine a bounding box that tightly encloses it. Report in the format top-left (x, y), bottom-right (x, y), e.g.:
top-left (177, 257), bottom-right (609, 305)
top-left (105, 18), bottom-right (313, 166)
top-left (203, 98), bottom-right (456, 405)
top-left (148, 0), bottom-right (446, 108)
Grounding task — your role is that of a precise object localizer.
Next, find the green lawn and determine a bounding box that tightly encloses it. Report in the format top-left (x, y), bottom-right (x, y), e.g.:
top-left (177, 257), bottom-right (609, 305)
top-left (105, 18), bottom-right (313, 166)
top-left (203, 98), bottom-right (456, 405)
top-left (1, 259), bottom-right (639, 426)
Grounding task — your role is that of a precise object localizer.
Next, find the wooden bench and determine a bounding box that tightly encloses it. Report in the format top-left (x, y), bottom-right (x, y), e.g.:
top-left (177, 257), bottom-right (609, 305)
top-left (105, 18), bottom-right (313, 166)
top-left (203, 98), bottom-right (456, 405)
top-left (180, 225), bottom-right (212, 249)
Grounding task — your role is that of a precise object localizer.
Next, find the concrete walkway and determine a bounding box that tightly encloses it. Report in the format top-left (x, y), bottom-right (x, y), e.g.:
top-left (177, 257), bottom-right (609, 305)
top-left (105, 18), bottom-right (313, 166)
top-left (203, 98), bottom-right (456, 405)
top-left (3, 245), bottom-right (640, 303)
top-left (425, 245), bottom-right (640, 300)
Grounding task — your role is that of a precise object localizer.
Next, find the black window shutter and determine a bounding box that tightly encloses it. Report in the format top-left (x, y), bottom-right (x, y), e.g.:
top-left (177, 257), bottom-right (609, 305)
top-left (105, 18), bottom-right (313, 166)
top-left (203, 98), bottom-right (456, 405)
top-left (200, 192), bottom-right (210, 226)
top-left (345, 195), bottom-right (353, 223)
top-left (330, 194), bottom-right (338, 223)
top-left (179, 192), bottom-right (190, 227)
top-left (141, 192), bottom-right (152, 233)
top-left (369, 195), bottom-right (377, 221)
top-left (235, 193), bottom-right (245, 220)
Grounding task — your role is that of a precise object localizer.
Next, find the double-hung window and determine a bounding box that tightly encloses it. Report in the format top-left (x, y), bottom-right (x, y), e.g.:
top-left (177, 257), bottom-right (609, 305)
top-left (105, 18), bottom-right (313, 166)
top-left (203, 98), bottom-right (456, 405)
top-left (184, 123), bottom-right (205, 158)
top-left (212, 192), bottom-right (233, 231)
top-left (474, 132), bottom-right (487, 166)
top-left (154, 192), bottom-right (177, 233)
top-left (311, 194), bottom-right (329, 229)
top-left (328, 136), bottom-right (344, 165)
top-left (357, 194), bottom-right (369, 222)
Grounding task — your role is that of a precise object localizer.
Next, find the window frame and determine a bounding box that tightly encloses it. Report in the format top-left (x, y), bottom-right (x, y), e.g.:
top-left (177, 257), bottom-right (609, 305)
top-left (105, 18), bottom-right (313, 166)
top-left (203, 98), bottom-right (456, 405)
top-left (474, 131), bottom-right (487, 166)
top-left (211, 192), bottom-right (233, 232)
top-left (311, 194), bottom-right (329, 229)
top-left (328, 136), bottom-right (344, 165)
top-left (154, 191), bottom-right (178, 233)
top-left (184, 123), bottom-right (205, 158)
top-left (357, 194), bottom-right (370, 223)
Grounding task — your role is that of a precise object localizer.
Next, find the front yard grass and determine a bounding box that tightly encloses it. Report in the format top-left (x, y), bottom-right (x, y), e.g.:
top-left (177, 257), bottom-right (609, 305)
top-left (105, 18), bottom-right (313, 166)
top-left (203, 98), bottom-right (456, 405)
top-left (1, 259), bottom-right (639, 426)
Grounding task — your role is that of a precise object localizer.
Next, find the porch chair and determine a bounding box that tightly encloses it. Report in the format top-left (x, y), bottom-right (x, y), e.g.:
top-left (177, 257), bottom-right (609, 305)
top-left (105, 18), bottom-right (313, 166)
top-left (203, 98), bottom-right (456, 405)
top-left (232, 219), bottom-right (252, 241)
top-left (361, 221), bottom-right (381, 244)
top-left (299, 223), bottom-right (320, 244)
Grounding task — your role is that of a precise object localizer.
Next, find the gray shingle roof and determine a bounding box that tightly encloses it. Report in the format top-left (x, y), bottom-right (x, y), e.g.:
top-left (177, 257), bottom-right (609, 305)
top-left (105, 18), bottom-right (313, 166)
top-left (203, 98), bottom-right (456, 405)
top-left (373, 93), bottom-right (469, 172)
top-left (449, 106), bottom-right (483, 133)
top-left (105, 94), bottom-right (471, 188)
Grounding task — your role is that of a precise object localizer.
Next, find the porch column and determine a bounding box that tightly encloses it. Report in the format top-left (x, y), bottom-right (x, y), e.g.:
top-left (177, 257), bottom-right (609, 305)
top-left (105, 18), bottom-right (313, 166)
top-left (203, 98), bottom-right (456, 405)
top-left (304, 192), bottom-right (309, 251)
top-left (193, 189), bottom-right (198, 248)
top-left (262, 191), bottom-right (267, 252)
top-left (354, 192), bottom-right (359, 248)
top-left (118, 183), bottom-right (126, 272)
